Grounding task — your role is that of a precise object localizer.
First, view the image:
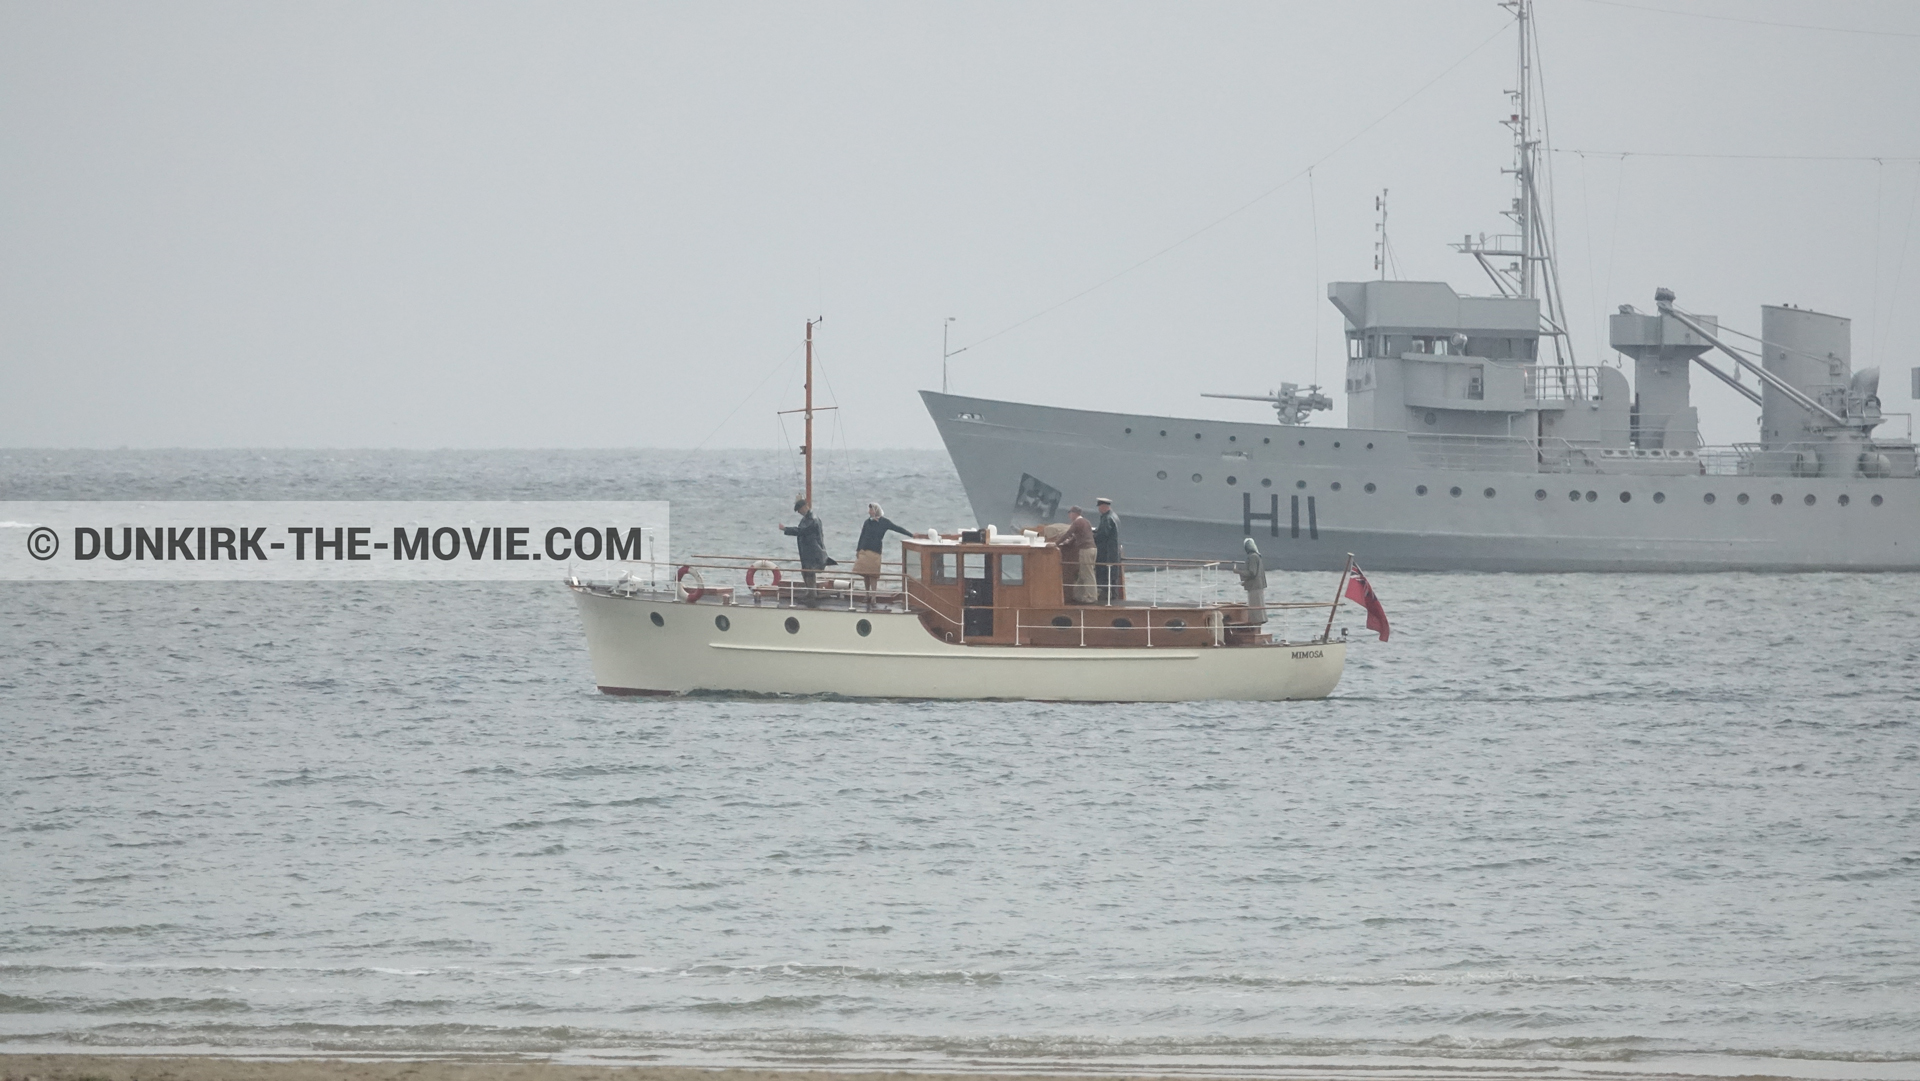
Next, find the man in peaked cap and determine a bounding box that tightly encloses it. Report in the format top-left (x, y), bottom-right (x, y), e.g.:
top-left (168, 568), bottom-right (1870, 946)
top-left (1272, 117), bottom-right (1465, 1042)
top-left (1093, 497), bottom-right (1122, 604)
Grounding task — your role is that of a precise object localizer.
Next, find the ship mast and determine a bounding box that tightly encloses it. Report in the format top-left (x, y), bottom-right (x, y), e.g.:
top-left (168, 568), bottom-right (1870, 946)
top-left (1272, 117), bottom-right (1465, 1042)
top-left (805, 318), bottom-right (816, 507)
top-left (1454, 0), bottom-right (1574, 364)
top-left (778, 317), bottom-right (833, 509)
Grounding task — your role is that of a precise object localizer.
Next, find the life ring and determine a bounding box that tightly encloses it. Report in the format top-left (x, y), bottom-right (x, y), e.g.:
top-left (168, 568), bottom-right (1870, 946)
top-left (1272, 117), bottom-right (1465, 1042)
top-left (675, 564), bottom-right (705, 602)
top-left (747, 560), bottom-right (783, 590)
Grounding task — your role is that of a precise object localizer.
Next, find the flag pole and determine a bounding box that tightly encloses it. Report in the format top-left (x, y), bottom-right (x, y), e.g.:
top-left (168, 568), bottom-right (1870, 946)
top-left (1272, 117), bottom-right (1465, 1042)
top-left (1322, 553), bottom-right (1354, 642)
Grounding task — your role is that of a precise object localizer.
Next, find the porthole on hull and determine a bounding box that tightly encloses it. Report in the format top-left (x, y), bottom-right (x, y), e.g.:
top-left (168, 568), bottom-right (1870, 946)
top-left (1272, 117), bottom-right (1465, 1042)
top-left (784, 616), bottom-right (800, 634)
top-left (650, 611), bottom-right (665, 627)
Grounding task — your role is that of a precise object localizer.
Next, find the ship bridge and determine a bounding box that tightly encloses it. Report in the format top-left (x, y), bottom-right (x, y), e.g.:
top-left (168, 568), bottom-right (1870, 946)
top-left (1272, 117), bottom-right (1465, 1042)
top-left (1330, 279), bottom-right (1630, 446)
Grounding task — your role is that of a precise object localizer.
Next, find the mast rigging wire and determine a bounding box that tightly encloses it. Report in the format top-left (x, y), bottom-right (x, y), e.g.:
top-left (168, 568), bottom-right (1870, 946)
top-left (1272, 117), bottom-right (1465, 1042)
top-left (1570, 0), bottom-right (1920, 39)
top-left (952, 19), bottom-right (1513, 356)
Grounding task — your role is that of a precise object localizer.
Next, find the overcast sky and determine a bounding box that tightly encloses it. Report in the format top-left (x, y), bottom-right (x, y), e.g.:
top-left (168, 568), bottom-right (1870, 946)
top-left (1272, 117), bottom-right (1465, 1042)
top-left (3, 0), bottom-right (1918, 449)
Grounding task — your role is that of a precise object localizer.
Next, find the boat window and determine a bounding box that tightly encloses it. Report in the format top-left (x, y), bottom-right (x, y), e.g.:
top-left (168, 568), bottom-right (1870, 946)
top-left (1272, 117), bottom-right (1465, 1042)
top-left (962, 553), bottom-right (987, 579)
top-left (906, 549), bottom-right (922, 579)
top-left (856, 619), bottom-right (872, 637)
top-left (999, 554), bottom-right (1024, 585)
top-left (1839, 494), bottom-right (1851, 506)
top-left (931, 553), bottom-right (955, 583)
top-left (1871, 494), bottom-right (1884, 506)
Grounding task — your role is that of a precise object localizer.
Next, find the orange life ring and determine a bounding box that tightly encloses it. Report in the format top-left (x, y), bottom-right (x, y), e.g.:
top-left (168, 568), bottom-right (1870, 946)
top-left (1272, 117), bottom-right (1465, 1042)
top-left (746, 562), bottom-right (784, 590)
top-left (675, 564), bottom-right (705, 602)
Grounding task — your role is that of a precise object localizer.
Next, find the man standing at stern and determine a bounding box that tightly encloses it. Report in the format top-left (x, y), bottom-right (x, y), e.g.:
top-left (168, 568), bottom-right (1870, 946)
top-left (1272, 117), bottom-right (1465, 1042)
top-left (1094, 497), bottom-right (1122, 604)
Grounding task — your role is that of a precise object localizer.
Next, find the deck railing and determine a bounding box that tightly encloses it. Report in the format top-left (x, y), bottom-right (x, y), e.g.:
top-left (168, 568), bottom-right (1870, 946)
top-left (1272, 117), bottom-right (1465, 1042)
top-left (577, 554), bottom-right (1340, 647)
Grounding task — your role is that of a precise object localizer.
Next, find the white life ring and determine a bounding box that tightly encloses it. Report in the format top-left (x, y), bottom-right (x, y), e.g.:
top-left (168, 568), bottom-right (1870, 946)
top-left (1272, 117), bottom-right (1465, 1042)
top-left (747, 560), bottom-right (784, 590)
top-left (675, 564), bottom-right (705, 602)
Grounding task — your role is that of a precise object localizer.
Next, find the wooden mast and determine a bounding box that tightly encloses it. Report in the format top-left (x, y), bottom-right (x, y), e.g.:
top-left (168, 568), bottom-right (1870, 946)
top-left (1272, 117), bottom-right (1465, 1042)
top-left (778, 317), bottom-right (832, 510)
top-left (804, 317), bottom-right (818, 508)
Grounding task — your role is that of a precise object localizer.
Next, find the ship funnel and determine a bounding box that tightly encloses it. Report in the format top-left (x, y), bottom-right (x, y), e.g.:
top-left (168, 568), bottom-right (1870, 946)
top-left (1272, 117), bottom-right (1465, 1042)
top-left (1759, 305), bottom-right (1850, 453)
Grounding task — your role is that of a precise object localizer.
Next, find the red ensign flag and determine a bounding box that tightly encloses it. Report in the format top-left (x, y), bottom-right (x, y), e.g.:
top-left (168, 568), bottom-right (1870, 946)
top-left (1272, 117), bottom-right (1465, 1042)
top-left (1343, 562), bottom-right (1390, 641)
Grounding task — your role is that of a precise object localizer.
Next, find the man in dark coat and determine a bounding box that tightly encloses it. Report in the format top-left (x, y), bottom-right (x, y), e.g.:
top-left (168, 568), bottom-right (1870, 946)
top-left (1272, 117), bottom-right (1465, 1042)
top-left (1093, 497), bottom-right (1122, 604)
top-left (779, 498), bottom-right (834, 602)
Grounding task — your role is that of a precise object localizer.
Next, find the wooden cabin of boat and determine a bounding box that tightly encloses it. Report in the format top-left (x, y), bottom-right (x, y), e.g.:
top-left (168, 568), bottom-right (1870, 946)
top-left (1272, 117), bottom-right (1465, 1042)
top-left (899, 529), bottom-right (1270, 648)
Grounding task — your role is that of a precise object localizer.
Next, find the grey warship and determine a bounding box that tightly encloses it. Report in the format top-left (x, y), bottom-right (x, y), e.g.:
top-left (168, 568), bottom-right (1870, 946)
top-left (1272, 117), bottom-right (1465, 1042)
top-left (924, 1), bottom-right (1916, 572)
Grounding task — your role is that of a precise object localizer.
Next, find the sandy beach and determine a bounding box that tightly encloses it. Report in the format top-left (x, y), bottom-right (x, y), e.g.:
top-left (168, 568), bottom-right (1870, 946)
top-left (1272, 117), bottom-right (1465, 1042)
top-left (0, 1060), bottom-right (1211, 1081)
top-left (0, 1059), bottom-right (1074, 1081)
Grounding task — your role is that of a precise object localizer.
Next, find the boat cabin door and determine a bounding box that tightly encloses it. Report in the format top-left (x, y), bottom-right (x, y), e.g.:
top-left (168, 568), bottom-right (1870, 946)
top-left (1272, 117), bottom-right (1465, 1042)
top-left (962, 552), bottom-right (993, 638)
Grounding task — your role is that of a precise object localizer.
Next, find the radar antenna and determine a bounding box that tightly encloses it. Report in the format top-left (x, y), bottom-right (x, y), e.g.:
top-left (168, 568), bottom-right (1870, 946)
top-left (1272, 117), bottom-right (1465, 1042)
top-left (1451, 0), bottom-right (1574, 364)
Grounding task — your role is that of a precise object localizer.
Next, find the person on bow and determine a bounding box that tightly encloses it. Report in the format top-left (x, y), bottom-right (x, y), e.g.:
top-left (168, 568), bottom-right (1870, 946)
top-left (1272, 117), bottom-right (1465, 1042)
top-left (1093, 497), bottom-right (1123, 604)
top-left (779, 498), bottom-right (833, 604)
top-left (854, 502), bottom-right (913, 598)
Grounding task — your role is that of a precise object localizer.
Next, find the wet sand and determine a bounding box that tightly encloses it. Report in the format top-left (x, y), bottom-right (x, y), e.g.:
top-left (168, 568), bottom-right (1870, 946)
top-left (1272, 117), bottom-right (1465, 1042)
top-left (0, 1059), bottom-right (1246, 1081)
top-left (0, 1060), bottom-right (1023, 1081)
top-left (0, 1060), bottom-right (1219, 1081)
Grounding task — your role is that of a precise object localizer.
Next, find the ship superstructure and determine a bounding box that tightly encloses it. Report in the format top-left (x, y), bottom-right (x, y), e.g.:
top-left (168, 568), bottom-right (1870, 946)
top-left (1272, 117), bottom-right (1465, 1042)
top-left (923, 0), bottom-right (1916, 572)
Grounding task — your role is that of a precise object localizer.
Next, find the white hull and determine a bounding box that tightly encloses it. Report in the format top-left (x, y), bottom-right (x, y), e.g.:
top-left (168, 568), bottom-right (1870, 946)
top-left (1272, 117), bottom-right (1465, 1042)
top-left (572, 589), bottom-right (1345, 702)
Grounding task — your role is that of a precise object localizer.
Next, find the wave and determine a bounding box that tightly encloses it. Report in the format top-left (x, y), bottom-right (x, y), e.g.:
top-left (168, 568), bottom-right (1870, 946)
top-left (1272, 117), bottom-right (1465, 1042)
top-left (4, 1022), bottom-right (1917, 1066)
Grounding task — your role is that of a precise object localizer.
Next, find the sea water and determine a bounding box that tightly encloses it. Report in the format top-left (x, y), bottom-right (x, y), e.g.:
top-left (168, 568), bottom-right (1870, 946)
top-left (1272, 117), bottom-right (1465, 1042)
top-left (3, 449), bottom-right (1917, 1079)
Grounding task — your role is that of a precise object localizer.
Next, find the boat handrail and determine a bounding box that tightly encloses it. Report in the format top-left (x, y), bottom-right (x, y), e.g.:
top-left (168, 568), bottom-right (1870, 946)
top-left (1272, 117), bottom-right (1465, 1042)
top-left (1007, 604), bottom-right (1336, 648)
